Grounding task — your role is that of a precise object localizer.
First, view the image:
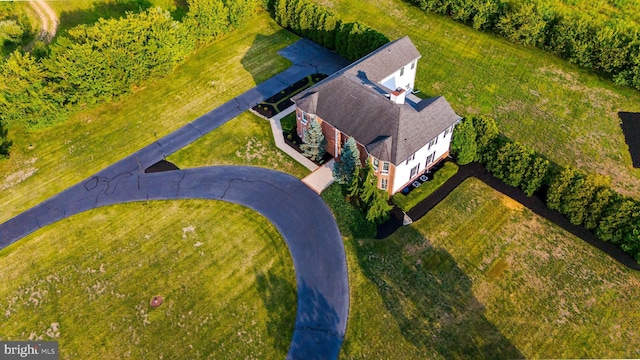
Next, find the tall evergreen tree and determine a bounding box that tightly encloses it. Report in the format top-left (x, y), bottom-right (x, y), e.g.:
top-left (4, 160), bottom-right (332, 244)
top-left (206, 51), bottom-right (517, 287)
top-left (450, 118), bottom-right (477, 165)
top-left (300, 119), bottom-right (326, 162)
top-left (521, 155), bottom-right (549, 196)
top-left (333, 137), bottom-right (361, 185)
top-left (471, 115), bottom-right (499, 163)
top-left (366, 189), bottom-right (393, 224)
top-left (546, 167), bottom-right (578, 211)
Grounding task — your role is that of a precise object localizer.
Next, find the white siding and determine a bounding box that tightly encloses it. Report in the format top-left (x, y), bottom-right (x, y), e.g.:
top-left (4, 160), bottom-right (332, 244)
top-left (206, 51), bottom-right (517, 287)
top-left (380, 59), bottom-right (419, 92)
top-left (391, 127), bottom-right (453, 194)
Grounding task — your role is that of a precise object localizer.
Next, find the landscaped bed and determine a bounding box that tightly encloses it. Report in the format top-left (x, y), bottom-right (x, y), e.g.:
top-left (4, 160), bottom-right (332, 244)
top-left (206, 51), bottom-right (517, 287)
top-left (252, 73), bottom-right (328, 118)
top-left (392, 161), bottom-right (459, 212)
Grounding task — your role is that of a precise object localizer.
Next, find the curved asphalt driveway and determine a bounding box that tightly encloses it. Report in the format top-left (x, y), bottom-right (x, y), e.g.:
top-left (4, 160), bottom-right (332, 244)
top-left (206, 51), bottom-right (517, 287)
top-left (0, 166), bottom-right (348, 359)
top-left (0, 39), bottom-right (351, 359)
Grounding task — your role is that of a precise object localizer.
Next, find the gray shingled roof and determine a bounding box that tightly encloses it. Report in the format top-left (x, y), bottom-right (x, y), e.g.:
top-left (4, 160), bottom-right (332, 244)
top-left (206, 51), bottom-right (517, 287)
top-left (344, 36), bottom-right (421, 83)
top-left (292, 37), bottom-right (460, 165)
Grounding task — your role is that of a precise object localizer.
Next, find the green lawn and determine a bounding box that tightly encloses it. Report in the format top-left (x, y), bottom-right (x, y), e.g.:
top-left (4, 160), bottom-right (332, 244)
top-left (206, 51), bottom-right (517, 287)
top-left (0, 200), bottom-right (296, 359)
top-left (0, 14), bottom-right (297, 223)
top-left (341, 178), bottom-right (640, 359)
top-left (168, 111), bottom-right (310, 179)
top-left (320, 0), bottom-right (640, 198)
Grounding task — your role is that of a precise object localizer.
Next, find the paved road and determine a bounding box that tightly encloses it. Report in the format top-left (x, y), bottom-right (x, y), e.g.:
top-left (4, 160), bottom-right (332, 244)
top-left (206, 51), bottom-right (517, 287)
top-left (0, 39), bottom-right (351, 359)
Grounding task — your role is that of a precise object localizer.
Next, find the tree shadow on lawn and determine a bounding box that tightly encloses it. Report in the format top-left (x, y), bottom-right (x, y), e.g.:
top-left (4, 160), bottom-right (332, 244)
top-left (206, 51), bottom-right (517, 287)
top-left (255, 268), bottom-right (297, 354)
top-left (349, 226), bottom-right (523, 359)
top-left (57, 0), bottom-right (187, 35)
top-left (618, 112), bottom-right (640, 168)
top-left (241, 32), bottom-right (296, 97)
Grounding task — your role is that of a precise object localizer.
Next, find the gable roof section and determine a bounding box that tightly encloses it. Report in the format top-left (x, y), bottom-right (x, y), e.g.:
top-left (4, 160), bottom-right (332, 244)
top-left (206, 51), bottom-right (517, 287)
top-left (343, 36), bottom-right (421, 83)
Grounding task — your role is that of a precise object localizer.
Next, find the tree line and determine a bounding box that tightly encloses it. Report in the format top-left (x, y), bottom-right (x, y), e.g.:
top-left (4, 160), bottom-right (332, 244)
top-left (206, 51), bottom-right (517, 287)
top-left (269, 0), bottom-right (389, 61)
top-left (452, 116), bottom-right (640, 261)
top-left (407, 0), bottom-right (640, 90)
top-left (0, 0), bottom-right (260, 156)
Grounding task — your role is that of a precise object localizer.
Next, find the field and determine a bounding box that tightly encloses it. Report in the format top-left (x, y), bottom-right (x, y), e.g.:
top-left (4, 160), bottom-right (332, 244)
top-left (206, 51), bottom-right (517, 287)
top-left (0, 200), bottom-right (296, 359)
top-left (320, 0), bottom-right (640, 198)
top-left (342, 178), bottom-right (640, 359)
top-left (0, 14), bottom-right (297, 224)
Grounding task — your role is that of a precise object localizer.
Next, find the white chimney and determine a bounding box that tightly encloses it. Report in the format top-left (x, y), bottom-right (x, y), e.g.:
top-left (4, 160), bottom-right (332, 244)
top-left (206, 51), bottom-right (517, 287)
top-left (390, 88), bottom-right (406, 105)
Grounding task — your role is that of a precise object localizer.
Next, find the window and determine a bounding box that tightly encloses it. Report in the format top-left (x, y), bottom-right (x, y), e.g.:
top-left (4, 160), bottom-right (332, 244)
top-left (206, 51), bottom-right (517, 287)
top-left (301, 112), bottom-right (308, 125)
top-left (444, 125), bottom-right (453, 137)
top-left (426, 152), bottom-right (436, 166)
top-left (411, 61), bottom-right (415, 70)
top-left (372, 158), bottom-right (379, 171)
top-left (297, 111), bottom-right (301, 120)
top-left (400, 67), bottom-right (404, 76)
top-left (427, 136), bottom-right (438, 150)
top-left (405, 153), bottom-right (415, 165)
top-left (381, 162), bottom-right (390, 175)
top-left (380, 178), bottom-right (388, 190)
top-left (410, 164), bottom-right (420, 178)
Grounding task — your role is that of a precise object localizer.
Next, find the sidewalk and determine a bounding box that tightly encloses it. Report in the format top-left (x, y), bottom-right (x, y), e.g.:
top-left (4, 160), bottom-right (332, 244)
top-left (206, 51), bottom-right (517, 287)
top-left (270, 106), bottom-right (317, 171)
top-left (269, 106), bottom-right (336, 193)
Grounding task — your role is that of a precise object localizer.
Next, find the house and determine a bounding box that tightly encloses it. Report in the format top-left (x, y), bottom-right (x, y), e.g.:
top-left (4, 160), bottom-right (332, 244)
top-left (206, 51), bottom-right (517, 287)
top-left (292, 36), bottom-right (461, 195)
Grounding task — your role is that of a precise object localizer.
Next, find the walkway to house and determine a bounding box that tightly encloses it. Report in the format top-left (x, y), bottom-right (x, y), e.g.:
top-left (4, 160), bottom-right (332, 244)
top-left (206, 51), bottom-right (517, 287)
top-left (376, 161), bottom-right (640, 271)
top-left (270, 106), bottom-right (317, 171)
top-left (302, 159), bottom-right (335, 194)
top-left (0, 39), bottom-right (351, 360)
top-left (269, 106), bottom-right (336, 194)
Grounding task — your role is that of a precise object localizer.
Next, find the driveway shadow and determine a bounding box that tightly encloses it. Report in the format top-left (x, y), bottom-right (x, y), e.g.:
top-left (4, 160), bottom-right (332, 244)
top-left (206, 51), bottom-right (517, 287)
top-left (255, 268), bottom-right (297, 354)
top-left (618, 112), bottom-right (640, 168)
top-left (347, 226), bottom-right (523, 358)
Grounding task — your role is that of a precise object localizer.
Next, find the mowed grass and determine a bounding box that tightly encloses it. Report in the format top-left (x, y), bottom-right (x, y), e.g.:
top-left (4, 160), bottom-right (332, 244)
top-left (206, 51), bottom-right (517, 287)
top-left (321, 0), bottom-right (640, 198)
top-left (0, 200), bottom-right (296, 359)
top-left (167, 111), bottom-right (310, 179)
top-left (0, 14), bottom-right (297, 223)
top-left (341, 178), bottom-right (640, 359)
